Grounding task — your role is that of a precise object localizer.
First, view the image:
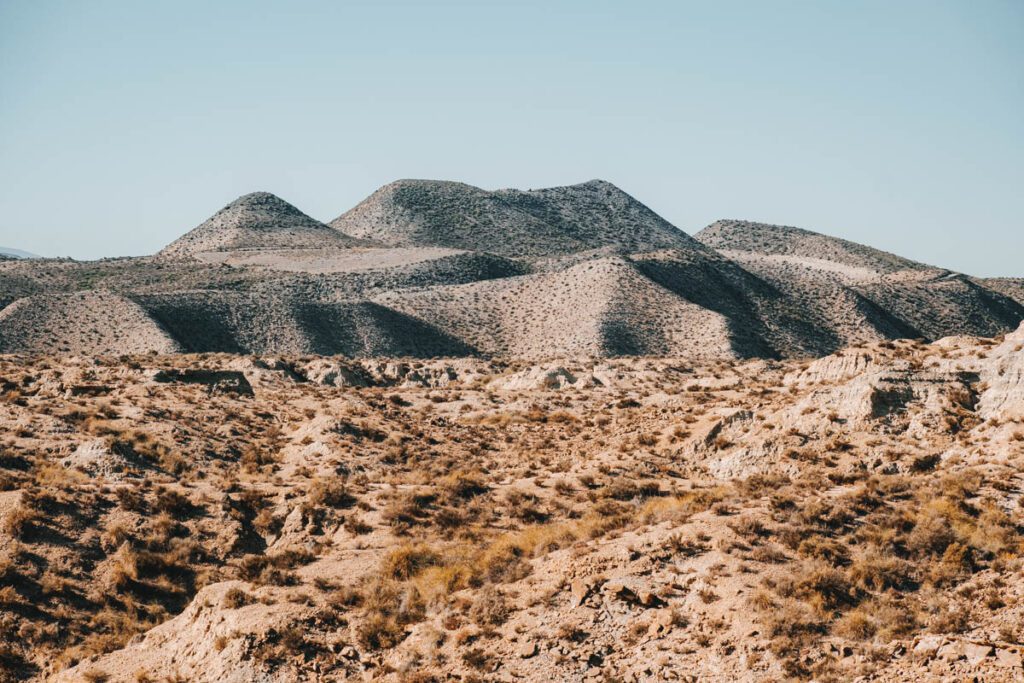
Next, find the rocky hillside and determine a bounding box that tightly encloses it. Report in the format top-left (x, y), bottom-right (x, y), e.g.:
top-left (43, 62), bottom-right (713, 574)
top-left (695, 219), bottom-right (1024, 345)
top-left (0, 325), bottom-right (1021, 682)
top-left (0, 180), bottom-right (1020, 358)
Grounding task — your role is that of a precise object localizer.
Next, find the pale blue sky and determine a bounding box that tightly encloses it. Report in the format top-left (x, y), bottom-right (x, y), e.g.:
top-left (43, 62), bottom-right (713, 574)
top-left (1, 0), bottom-right (1021, 275)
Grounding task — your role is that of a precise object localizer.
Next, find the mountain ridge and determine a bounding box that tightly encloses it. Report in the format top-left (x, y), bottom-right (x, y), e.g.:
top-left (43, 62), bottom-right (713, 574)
top-left (329, 178), bottom-right (701, 257)
top-left (0, 179), bottom-right (1019, 359)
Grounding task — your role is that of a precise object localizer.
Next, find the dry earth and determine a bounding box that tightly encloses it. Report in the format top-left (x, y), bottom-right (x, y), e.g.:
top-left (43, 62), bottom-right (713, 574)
top-left (0, 322), bottom-right (1021, 682)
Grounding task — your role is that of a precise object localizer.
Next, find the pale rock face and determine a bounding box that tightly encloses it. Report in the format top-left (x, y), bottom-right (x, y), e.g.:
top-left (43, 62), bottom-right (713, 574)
top-left (491, 366), bottom-right (586, 391)
top-left (783, 351), bottom-right (878, 387)
top-left (978, 322), bottom-right (1024, 421)
top-left (296, 358), bottom-right (491, 388)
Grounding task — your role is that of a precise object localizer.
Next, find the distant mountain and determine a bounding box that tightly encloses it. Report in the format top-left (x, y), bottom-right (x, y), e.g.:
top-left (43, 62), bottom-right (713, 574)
top-left (0, 247), bottom-right (40, 260)
top-left (159, 192), bottom-right (365, 257)
top-left (329, 179), bottom-right (699, 257)
top-left (0, 181), bottom-right (1019, 358)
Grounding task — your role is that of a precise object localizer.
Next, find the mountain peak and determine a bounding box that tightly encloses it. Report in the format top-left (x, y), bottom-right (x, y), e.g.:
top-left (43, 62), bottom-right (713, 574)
top-left (159, 192), bottom-right (361, 258)
top-left (228, 190), bottom-right (293, 206)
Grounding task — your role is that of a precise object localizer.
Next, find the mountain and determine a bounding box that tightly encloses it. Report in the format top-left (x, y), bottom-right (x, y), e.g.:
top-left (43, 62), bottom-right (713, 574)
top-left (695, 219), bottom-right (1024, 343)
top-left (160, 192), bottom-right (364, 257)
top-left (329, 179), bottom-right (699, 257)
top-left (0, 247), bottom-right (40, 259)
top-left (0, 181), bottom-right (1020, 358)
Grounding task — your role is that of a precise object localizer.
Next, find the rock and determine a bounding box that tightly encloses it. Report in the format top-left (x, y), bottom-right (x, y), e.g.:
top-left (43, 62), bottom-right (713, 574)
top-left (151, 369), bottom-right (254, 396)
top-left (517, 641), bottom-right (538, 659)
top-left (61, 439), bottom-right (137, 480)
top-left (913, 635), bottom-right (945, 659)
top-left (637, 589), bottom-right (665, 608)
top-left (963, 642), bottom-right (993, 667)
top-left (647, 610), bottom-right (675, 637)
top-left (603, 579), bottom-right (664, 608)
top-left (571, 578), bottom-right (594, 607)
top-left (937, 641), bottom-right (963, 661)
top-left (994, 648), bottom-right (1023, 669)
top-left (66, 384), bottom-right (112, 397)
top-left (340, 646), bottom-right (358, 660)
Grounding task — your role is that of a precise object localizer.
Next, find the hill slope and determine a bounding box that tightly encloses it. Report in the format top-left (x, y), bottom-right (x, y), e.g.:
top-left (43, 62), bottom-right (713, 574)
top-left (695, 219), bottom-right (1024, 346)
top-left (696, 219), bottom-right (930, 275)
top-left (0, 291), bottom-right (181, 355)
top-left (376, 256), bottom-right (735, 358)
top-left (160, 192), bottom-right (363, 257)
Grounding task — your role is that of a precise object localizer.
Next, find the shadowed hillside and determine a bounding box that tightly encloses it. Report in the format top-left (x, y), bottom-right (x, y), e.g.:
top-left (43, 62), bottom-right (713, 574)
top-left (0, 180), bottom-right (1019, 358)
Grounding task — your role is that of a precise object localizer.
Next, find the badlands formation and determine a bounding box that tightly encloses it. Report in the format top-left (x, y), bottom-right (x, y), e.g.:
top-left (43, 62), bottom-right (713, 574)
top-left (0, 180), bottom-right (1021, 682)
top-left (0, 179), bottom-right (1021, 359)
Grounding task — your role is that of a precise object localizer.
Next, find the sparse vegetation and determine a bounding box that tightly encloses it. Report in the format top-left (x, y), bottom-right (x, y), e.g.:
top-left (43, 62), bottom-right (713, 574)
top-left (0, 319), bottom-right (1021, 681)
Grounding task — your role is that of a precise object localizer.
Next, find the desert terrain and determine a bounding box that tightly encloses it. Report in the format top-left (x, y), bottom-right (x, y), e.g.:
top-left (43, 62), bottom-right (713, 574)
top-left (0, 181), bottom-right (1021, 682)
top-left (0, 324), bottom-right (1019, 681)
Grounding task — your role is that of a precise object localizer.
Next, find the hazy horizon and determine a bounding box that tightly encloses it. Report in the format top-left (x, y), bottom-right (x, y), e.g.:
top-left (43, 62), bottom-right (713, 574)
top-left (1, 1), bottom-right (1022, 276)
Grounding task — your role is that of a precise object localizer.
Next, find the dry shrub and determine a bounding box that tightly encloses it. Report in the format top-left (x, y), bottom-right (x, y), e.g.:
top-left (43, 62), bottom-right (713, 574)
top-left (780, 563), bottom-right (858, 616)
top-left (761, 598), bottom-right (824, 640)
top-left (469, 586), bottom-right (511, 626)
top-left (306, 478), bottom-right (356, 509)
top-left (223, 587), bottom-right (250, 609)
top-left (437, 469), bottom-right (488, 503)
top-left (382, 543), bottom-right (441, 581)
top-left (848, 549), bottom-right (914, 591)
top-left (0, 502), bottom-right (38, 539)
top-left (928, 602), bottom-right (972, 634)
top-left (238, 549), bottom-right (312, 586)
top-left (833, 607), bottom-right (877, 640)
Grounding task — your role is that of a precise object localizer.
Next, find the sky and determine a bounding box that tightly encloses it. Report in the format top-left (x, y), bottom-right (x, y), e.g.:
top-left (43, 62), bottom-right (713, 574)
top-left (0, 0), bottom-right (1021, 275)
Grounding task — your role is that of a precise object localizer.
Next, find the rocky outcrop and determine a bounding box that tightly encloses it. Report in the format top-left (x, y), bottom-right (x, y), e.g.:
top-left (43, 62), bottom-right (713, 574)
top-left (151, 368), bottom-right (255, 395)
top-left (978, 322), bottom-right (1024, 421)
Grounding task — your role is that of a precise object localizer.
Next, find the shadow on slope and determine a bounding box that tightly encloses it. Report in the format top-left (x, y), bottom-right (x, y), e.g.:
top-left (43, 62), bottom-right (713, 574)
top-left (0, 291), bottom-right (182, 355)
top-left (139, 292), bottom-right (476, 357)
top-left (629, 250), bottom-right (847, 358)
